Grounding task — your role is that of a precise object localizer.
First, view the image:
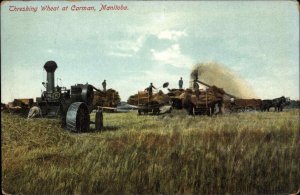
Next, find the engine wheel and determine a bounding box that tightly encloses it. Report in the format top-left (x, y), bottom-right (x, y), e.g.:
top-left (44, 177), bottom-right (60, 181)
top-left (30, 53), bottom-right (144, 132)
top-left (66, 102), bottom-right (90, 132)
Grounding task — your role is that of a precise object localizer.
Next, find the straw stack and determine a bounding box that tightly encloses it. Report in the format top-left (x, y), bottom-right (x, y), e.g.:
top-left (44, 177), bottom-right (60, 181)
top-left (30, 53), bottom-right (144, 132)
top-left (127, 91), bottom-right (170, 106)
top-left (93, 88), bottom-right (121, 107)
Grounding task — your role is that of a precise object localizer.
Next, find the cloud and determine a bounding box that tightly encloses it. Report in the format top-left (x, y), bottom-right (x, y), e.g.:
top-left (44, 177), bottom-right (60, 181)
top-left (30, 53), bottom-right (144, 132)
top-left (156, 30), bottom-right (187, 41)
top-left (107, 35), bottom-right (145, 58)
top-left (151, 44), bottom-right (194, 68)
top-left (117, 36), bottom-right (144, 53)
top-left (1, 65), bottom-right (42, 103)
top-left (108, 52), bottom-right (133, 58)
top-left (108, 29), bottom-right (187, 58)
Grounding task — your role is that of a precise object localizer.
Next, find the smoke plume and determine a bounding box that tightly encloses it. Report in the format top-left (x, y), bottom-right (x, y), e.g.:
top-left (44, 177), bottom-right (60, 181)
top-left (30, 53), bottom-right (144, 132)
top-left (190, 62), bottom-right (256, 98)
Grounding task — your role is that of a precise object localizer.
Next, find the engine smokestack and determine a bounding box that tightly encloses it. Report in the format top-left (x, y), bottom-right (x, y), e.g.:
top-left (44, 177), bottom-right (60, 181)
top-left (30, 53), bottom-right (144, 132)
top-left (44, 61), bottom-right (57, 93)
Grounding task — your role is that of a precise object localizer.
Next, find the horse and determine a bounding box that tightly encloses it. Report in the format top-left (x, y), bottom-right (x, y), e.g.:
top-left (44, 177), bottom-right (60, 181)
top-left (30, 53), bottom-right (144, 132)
top-left (272, 96), bottom-right (287, 112)
top-left (261, 99), bottom-right (273, 112)
top-left (261, 96), bottom-right (288, 112)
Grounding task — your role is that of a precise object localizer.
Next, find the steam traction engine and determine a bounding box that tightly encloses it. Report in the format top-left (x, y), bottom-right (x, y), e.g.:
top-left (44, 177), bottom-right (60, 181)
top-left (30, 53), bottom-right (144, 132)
top-left (36, 61), bottom-right (103, 132)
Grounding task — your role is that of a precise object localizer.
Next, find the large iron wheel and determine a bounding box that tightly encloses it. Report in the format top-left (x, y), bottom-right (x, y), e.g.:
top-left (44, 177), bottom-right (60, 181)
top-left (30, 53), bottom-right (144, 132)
top-left (66, 102), bottom-right (90, 132)
top-left (81, 85), bottom-right (94, 105)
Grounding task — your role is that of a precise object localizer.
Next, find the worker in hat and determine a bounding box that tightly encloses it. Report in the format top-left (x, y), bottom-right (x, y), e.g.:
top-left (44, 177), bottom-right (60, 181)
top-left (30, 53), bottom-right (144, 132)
top-left (193, 79), bottom-right (200, 99)
top-left (146, 82), bottom-right (156, 98)
top-left (179, 77), bottom-right (183, 89)
top-left (102, 80), bottom-right (107, 92)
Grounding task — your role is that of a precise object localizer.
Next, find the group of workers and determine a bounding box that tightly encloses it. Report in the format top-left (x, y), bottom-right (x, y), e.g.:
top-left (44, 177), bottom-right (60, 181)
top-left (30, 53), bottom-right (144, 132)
top-left (144, 77), bottom-right (184, 97)
top-left (101, 77), bottom-right (200, 98)
top-left (145, 77), bottom-right (200, 97)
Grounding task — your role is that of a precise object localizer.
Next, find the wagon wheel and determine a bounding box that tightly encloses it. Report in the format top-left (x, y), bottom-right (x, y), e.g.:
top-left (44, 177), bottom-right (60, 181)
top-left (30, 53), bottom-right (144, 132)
top-left (186, 104), bottom-right (194, 115)
top-left (66, 102), bottom-right (90, 132)
top-left (210, 106), bottom-right (213, 115)
top-left (205, 108), bottom-right (210, 115)
top-left (153, 107), bottom-right (160, 115)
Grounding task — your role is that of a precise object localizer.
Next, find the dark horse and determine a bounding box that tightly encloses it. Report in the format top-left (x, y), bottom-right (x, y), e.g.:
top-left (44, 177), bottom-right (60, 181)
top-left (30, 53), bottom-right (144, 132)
top-left (272, 96), bottom-right (289, 112)
top-left (261, 99), bottom-right (273, 112)
top-left (261, 96), bottom-right (289, 112)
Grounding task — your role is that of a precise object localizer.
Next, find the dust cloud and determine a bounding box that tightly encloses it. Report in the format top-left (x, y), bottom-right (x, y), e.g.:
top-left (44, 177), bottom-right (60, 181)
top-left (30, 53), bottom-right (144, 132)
top-left (190, 62), bottom-right (256, 98)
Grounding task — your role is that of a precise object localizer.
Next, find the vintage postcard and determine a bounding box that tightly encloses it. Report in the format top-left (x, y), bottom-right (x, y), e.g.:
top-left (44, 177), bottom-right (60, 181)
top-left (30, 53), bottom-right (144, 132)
top-left (1, 0), bottom-right (299, 194)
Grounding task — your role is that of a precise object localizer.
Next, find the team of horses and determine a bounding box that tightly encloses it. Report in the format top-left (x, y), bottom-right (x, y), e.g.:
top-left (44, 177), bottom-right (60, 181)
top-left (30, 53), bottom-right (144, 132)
top-left (227, 96), bottom-right (290, 112)
top-left (261, 96), bottom-right (290, 112)
top-left (182, 95), bottom-right (291, 115)
top-left (167, 87), bottom-right (291, 115)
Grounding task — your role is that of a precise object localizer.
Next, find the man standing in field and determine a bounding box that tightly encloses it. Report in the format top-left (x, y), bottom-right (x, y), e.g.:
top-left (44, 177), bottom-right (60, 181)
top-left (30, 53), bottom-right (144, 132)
top-left (102, 80), bottom-right (106, 92)
top-left (179, 77), bottom-right (183, 89)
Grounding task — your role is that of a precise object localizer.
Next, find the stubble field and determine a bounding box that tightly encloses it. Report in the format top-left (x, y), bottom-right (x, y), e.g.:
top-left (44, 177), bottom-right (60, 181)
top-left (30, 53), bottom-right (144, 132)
top-left (1, 109), bottom-right (300, 194)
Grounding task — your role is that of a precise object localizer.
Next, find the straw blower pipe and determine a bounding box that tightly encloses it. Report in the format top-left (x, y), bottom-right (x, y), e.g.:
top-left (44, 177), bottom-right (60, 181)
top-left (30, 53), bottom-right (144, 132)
top-left (195, 79), bottom-right (236, 98)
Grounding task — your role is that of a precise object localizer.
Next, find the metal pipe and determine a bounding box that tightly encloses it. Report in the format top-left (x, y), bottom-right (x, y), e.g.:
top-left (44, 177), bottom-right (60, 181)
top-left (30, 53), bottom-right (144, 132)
top-left (196, 79), bottom-right (236, 98)
top-left (43, 61), bottom-right (57, 93)
top-left (46, 72), bottom-right (55, 92)
top-left (91, 85), bottom-right (102, 92)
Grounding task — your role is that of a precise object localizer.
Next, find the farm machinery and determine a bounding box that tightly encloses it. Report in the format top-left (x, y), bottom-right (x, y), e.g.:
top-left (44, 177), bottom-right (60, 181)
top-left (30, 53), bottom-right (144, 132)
top-left (167, 88), bottom-right (185, 109)
top-left (127, 84), bottom-right (172, 115)
top-left (36, 61), bottom-right (103, 132)
top-left (5, 98), bottom-right (34, 116)
top-left (93, 88), bottom-right (121, 111)
top-left (224, 98), bottom-right (262, 112)
top-left (179, 79), bottom-right (236, 115)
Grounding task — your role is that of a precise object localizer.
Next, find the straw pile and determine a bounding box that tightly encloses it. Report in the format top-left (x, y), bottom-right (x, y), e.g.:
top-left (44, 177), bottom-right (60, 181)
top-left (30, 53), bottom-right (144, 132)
top-left (93, 88), bottom-right (121, 107)
top-left (181, 88), bottom-right (224, 106)
top-left (167, 88), bottom-right (185, 97)
top-left (127, 90), bottom-right (170, 106)
top-left (127, 94), bottom-right (140, 105)
top-left (152, 91), bottom-right (170, 105)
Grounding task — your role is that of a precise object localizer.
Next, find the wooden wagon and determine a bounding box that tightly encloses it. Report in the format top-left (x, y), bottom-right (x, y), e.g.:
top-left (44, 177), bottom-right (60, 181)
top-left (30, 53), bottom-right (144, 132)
top-left (224, 98), bottom-right (262, 112)
top-left (127, 90), bottom-right (172, 115)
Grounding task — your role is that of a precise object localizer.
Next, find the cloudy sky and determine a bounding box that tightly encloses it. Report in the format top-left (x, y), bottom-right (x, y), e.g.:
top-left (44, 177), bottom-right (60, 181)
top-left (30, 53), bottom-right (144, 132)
top-left (1, 1), bottom-right (299, 103)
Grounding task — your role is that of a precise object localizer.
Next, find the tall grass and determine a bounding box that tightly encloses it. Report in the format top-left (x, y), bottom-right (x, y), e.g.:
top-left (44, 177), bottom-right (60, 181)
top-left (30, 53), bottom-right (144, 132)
top-left (2, 109), bottom-right (300, 194)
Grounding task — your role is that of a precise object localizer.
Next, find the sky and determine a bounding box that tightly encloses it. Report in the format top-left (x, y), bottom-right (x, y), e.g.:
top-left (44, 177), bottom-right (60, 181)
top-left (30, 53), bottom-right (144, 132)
top-left (1, 1), bottom-right (299, 103)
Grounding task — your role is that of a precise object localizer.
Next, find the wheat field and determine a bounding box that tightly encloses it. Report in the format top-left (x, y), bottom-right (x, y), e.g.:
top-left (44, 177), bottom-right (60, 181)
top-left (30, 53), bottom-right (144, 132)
top-left (1, 109), bottom-right (300, 194)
